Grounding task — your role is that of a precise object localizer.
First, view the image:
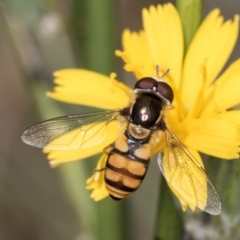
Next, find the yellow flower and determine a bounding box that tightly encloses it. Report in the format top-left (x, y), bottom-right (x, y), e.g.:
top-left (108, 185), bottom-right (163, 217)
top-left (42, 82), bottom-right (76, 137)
top-left (45, 4), bottom-right (240, 212)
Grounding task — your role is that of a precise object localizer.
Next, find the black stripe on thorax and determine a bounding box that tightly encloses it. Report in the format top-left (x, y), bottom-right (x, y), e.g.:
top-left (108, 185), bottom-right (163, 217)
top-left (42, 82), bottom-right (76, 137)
top-left (106, 162), bottom-right (145, 180)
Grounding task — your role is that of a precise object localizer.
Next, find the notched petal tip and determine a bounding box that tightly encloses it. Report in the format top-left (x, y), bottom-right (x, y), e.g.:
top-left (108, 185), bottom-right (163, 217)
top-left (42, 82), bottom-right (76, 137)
top-left (47, 68), bottom-right (130, 109)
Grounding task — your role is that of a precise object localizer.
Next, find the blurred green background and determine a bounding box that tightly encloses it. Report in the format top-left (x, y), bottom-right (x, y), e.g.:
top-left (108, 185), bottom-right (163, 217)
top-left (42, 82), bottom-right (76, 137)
top-left (0, 0), bottom-right (239, 240)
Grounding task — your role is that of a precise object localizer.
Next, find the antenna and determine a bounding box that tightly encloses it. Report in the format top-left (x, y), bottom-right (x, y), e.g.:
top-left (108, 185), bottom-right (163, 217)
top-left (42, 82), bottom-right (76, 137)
top-left (155, 65), bottom-right (170, 78)
top-left (162, 68), bottom-right (170, 77)
top-left (156, 65), bottom-right (160, 77)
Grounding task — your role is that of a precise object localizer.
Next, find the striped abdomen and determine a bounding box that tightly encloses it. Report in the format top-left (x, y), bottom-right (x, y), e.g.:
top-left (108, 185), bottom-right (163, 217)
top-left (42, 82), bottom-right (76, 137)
top-left (105, 135), bottom-right (151, 200)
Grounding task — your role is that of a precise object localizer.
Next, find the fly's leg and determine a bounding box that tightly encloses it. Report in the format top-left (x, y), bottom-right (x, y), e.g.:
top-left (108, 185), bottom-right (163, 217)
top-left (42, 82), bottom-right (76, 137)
top-left (91, 145), bottom-right (113, 179)
top-left (103, 143), bottom-right (114, 154)
top-left (93, 168), bottom-right (105, 173)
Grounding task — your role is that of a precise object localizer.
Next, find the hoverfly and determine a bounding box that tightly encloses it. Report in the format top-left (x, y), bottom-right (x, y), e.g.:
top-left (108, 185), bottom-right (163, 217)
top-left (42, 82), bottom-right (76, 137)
top-left (21, 70), bottom-right (221, 215)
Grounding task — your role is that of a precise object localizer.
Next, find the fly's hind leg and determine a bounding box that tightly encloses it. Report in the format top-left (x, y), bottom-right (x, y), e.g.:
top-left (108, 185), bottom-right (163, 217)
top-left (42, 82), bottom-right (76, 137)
top-left (93, 168), bottom-right (105, 173)
top-left (92, 167), bottom-right (106, 182)
top-left (103, 143), bottom-right (114, 155)
top-left (92, 144), bottom-right (113, 178)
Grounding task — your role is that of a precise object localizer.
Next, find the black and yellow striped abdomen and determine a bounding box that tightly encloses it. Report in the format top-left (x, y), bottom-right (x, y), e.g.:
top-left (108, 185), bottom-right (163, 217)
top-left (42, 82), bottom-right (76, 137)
top-left (105, 135), bottom-right (151, 200)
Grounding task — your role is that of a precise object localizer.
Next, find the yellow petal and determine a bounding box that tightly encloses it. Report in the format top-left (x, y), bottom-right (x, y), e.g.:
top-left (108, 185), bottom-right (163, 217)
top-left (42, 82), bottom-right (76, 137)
top-left (215, 110), bottom-right (240, 125)
top-left (118, 30), bottom-right (154, 78)
top-left (47, 69), bottom-right (131, 109)
top-left (205, 59), bottom-right (240, 112)
top-left (89, 185), bottom-right (109, 201)
top-left (44, 121), bottom-right (119, 167)
top-left (168, 182), bottom-right (197, 212)
top-left (182, 10), bottom-right (239, 112)
top-left (183, 117), bottom-right (240, 159)
top-left (165, 149), bottom-right (204, 212)
top-left (46, 149), bottom-right (101, 168)
top-left (142, 3), bottom-right (183, 88)
top-left (86, 154), bottom-right (109, 201)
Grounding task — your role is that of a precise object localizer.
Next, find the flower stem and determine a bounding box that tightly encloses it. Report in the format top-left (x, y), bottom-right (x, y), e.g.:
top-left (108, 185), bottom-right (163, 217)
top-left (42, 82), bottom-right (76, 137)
top-left (85, 0), bottom-right (116, 75)
top-left (77, 1), bottom-right (123, 240)
top-left (155, 1), bottom-right (203, 238)
top-left (175, 0), bottom-right (203, 53)
top-left (155, 178), bottom-right (183, 239)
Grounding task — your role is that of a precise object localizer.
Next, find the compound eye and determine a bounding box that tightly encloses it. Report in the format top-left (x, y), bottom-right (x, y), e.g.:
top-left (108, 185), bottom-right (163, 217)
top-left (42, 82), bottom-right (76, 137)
top-left (135, 77), bottom-right (174, 104)
top-left (157, 81), bottom-right (174, 103)
top-left (134, 77), bottom-right (157, 90)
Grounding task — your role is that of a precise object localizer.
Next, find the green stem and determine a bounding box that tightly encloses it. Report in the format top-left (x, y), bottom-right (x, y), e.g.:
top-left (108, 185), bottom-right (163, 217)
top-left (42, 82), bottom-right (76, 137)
top-left (155, 178), bottom-right (183, 240)
top-left (155, 1), bottom-right (203, 238)
top-left (86, 1), bottom-right (123, 239)
top-left (85, 0), bottom-right (116, 74)
top-left (76, 1), bottom-right (123, 240)
top-left (175, 0), bottom-right (203, 53)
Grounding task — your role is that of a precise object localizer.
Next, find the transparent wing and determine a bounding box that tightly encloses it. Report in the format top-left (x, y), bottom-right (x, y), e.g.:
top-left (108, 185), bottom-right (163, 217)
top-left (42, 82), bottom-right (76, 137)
top-left (157, 126), bottom-right (221, 215)
top-left (22, 109), bottom-right (122, 150)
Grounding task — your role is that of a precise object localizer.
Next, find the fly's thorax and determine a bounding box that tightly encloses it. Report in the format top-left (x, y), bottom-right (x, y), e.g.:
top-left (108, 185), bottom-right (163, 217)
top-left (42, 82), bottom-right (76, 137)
top-left (127, 92), bottom-right (164, 141)
top-left (129, 93), bottom-right (163, 130)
